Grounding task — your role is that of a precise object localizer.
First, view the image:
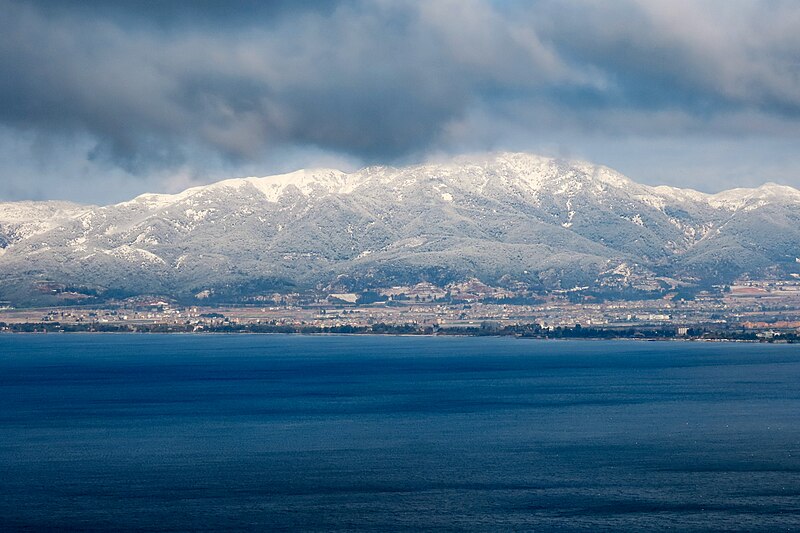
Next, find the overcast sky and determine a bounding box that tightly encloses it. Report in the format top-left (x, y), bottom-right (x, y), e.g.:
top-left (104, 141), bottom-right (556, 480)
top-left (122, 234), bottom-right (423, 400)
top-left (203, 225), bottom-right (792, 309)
top-left (2, 0), bottom-right (800, 204)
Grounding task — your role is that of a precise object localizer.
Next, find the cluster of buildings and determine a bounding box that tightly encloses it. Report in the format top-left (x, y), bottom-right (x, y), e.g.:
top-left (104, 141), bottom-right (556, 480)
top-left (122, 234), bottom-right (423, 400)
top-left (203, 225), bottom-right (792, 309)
top-left (3, 279), bottom-right (800, 336)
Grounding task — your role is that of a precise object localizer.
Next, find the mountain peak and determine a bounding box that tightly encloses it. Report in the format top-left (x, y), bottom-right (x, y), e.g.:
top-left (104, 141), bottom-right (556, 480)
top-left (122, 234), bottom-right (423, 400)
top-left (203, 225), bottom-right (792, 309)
top-left (241, 168), bottom-right (352, 201)
top-left (113, 152), bottom-right (800, 214)
top-left (707, 181), bottom-right (800, 210)
top-left (3, 152), bottom-right (800, 306)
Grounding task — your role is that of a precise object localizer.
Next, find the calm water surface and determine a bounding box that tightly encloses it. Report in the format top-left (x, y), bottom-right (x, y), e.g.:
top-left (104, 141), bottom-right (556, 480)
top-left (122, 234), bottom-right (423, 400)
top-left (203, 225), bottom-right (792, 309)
top-left (1, 334), bottom-right (799, 531)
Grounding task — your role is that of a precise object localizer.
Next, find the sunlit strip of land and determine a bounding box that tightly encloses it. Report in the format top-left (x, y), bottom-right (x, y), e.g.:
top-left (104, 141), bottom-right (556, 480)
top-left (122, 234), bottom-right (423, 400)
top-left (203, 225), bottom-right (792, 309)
top-left (2, 280), bottom-right (800, 341)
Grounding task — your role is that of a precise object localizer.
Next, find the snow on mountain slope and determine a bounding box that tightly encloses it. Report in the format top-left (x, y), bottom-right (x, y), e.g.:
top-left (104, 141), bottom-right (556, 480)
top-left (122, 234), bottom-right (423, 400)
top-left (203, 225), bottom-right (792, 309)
top-left (0, 201), bottom-right (88, 251)
top-left (124, 168), bottom-right (353, 210)
top-left (1, 152), bottom-right (798, 305)
top-left (707, 183), bottom-right (800, 211)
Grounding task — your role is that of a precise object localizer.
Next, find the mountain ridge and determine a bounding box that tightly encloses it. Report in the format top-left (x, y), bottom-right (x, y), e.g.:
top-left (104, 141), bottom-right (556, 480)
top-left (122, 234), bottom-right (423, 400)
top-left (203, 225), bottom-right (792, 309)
top-left (2, 152), bottom-right (799, 306)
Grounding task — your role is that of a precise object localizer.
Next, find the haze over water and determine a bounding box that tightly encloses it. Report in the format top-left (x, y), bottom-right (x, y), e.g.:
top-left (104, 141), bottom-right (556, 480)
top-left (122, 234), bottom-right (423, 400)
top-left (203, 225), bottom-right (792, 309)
top-left (1, 334), bottom-right (799, 531)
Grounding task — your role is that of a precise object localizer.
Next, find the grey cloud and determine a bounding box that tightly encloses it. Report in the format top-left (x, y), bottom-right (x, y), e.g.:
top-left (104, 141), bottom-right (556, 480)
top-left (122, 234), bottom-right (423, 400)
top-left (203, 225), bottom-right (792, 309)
top-left (1, 0), bottom-right (800, 202)
top-left (0, 0), bottom-right (570, 171)
top-left (23, 0), bottom-right (341, 29)
top-left (534, 0), bottom-right (800, 115)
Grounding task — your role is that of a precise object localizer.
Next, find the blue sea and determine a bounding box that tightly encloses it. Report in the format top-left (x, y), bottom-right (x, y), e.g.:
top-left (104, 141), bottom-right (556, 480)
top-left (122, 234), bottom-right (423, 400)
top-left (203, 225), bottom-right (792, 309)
top-left (1, 334), bottom-right (799, 531)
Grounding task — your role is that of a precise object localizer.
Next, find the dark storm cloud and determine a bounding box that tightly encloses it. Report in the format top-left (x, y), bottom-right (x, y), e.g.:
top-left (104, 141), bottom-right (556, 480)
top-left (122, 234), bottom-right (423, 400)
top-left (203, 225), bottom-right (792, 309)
top-left (0, 0), bottom-right (570, 171)
top-left (1, 0), bottom-right (800, 201)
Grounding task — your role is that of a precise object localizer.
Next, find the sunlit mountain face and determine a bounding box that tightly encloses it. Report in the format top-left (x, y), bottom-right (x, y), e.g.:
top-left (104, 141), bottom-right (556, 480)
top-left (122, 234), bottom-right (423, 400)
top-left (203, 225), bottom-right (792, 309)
top-left (2, 153), bottom-right (800, 306)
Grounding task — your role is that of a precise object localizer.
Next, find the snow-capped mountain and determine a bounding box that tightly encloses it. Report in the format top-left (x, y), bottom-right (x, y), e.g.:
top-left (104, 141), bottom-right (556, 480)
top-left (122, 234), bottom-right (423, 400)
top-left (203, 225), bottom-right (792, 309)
top-left (0, 201), bottom-right (89, 249)
top-left (2, 153), bottom-right (799, 305)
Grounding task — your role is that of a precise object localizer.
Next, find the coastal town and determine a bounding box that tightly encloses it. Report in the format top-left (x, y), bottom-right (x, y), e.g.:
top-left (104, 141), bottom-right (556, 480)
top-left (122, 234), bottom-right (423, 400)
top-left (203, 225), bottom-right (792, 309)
top-left (3, 278), bottom-right (800, 341)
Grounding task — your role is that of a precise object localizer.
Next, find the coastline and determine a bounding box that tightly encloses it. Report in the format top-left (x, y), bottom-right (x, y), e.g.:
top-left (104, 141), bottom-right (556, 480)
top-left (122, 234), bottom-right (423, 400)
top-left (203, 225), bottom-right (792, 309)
top-left (0, 326), bottom-right (794, 344)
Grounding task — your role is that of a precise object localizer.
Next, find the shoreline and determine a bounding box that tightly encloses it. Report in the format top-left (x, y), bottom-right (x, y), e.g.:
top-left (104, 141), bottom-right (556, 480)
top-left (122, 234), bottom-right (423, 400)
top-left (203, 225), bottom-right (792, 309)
top-left (0, 328), bottom-right (794, 344)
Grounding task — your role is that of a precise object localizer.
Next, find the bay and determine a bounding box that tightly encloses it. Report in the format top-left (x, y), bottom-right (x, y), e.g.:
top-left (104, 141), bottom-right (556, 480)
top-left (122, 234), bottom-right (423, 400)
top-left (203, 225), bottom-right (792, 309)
top-left (1, 334), bottom-right (799, 531)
